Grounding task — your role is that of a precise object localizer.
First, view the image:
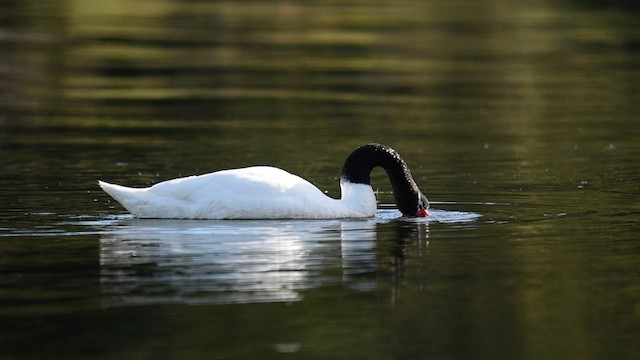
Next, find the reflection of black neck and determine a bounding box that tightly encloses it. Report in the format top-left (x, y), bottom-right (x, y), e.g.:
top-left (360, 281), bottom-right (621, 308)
top-left (341, 143), bottom-right (422, 214)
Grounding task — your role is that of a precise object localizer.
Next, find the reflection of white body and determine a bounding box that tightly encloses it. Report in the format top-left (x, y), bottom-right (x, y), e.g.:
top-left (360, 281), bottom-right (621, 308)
top-left (97, 210), bottom-right (475, 306)
top-left (340, 222), bottom-right (377, 274)
top-left (99, 167), bottom-right (377, 219)
top-left (99, 218), bottom-right (379, 306)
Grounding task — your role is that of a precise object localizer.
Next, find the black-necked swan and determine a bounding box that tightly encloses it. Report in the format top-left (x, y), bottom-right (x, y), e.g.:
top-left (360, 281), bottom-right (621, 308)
top-left (98, 143), bottom-right (430, 219)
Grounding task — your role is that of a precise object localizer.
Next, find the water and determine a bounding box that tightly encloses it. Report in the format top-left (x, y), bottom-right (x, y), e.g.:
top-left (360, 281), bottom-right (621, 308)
top-left (1, 0), bottom-right (639, 359)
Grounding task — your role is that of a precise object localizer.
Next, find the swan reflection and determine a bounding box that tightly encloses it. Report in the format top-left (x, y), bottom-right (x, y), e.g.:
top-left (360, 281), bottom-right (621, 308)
top-left (98, 209), bottom-right (476, 306)
top-left (99, 218), bottom-right (382, 306)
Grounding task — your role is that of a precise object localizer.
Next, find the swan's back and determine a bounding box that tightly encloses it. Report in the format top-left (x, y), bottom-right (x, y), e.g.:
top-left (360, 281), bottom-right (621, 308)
top-left (99, 166), bottom-right (340, 219)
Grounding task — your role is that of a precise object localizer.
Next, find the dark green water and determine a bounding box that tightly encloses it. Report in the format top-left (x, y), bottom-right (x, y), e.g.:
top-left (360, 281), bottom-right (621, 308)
top-left (1, 1), bottom-right (639, 359)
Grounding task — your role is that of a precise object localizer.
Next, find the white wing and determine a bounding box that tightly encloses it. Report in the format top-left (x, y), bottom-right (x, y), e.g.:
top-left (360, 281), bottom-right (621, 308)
top-left (100, 166), bottom-right (333, 219)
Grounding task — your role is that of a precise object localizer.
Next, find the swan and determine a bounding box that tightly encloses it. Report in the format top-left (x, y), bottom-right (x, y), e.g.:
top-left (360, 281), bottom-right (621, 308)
top-left (98, 143), bottom-right (430, 219)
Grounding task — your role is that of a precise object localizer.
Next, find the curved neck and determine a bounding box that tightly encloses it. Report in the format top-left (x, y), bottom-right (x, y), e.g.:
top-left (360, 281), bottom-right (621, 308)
top-left (341, 144), bottom-right (422, 215)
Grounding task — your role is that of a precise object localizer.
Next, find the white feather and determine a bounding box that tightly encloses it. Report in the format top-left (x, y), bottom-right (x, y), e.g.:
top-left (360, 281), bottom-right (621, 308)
top-left (98, 166), bottom-right (377, 219)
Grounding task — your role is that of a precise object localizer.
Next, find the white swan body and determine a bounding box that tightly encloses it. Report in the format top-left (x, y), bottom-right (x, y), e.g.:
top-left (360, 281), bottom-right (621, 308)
top-left (99, 166), bottom-right (377, 219)
top-left (99, 143), bottom-right (430, 220)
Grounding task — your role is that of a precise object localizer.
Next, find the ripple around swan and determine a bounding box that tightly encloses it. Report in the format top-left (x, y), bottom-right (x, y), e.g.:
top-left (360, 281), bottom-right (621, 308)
top-left (0, 208), bottom-right (480, 238)
top-left (424, 209), bottom-right (482, 223)
top-left (375, 208), bottom-right (481, 223)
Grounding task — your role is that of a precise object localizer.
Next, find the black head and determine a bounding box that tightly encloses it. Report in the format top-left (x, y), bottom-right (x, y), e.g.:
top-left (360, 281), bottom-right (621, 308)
top-left (416, 192), bottom-right (430, 217)
top-left (394, 182), bottom-right (430, 217)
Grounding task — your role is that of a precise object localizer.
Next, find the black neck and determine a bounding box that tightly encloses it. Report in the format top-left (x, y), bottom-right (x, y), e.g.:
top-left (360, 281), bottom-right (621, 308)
top-left (341, 143), bottom-right (422, 215)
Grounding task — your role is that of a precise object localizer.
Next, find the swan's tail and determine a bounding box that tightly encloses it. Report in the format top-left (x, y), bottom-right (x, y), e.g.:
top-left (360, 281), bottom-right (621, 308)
top-left (98, 180), bottom-right (147, 216)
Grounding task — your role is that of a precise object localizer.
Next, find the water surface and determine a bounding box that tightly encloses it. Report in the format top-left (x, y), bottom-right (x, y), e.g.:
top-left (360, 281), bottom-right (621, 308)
top-left (1, 0), bottom-right (639, 359)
